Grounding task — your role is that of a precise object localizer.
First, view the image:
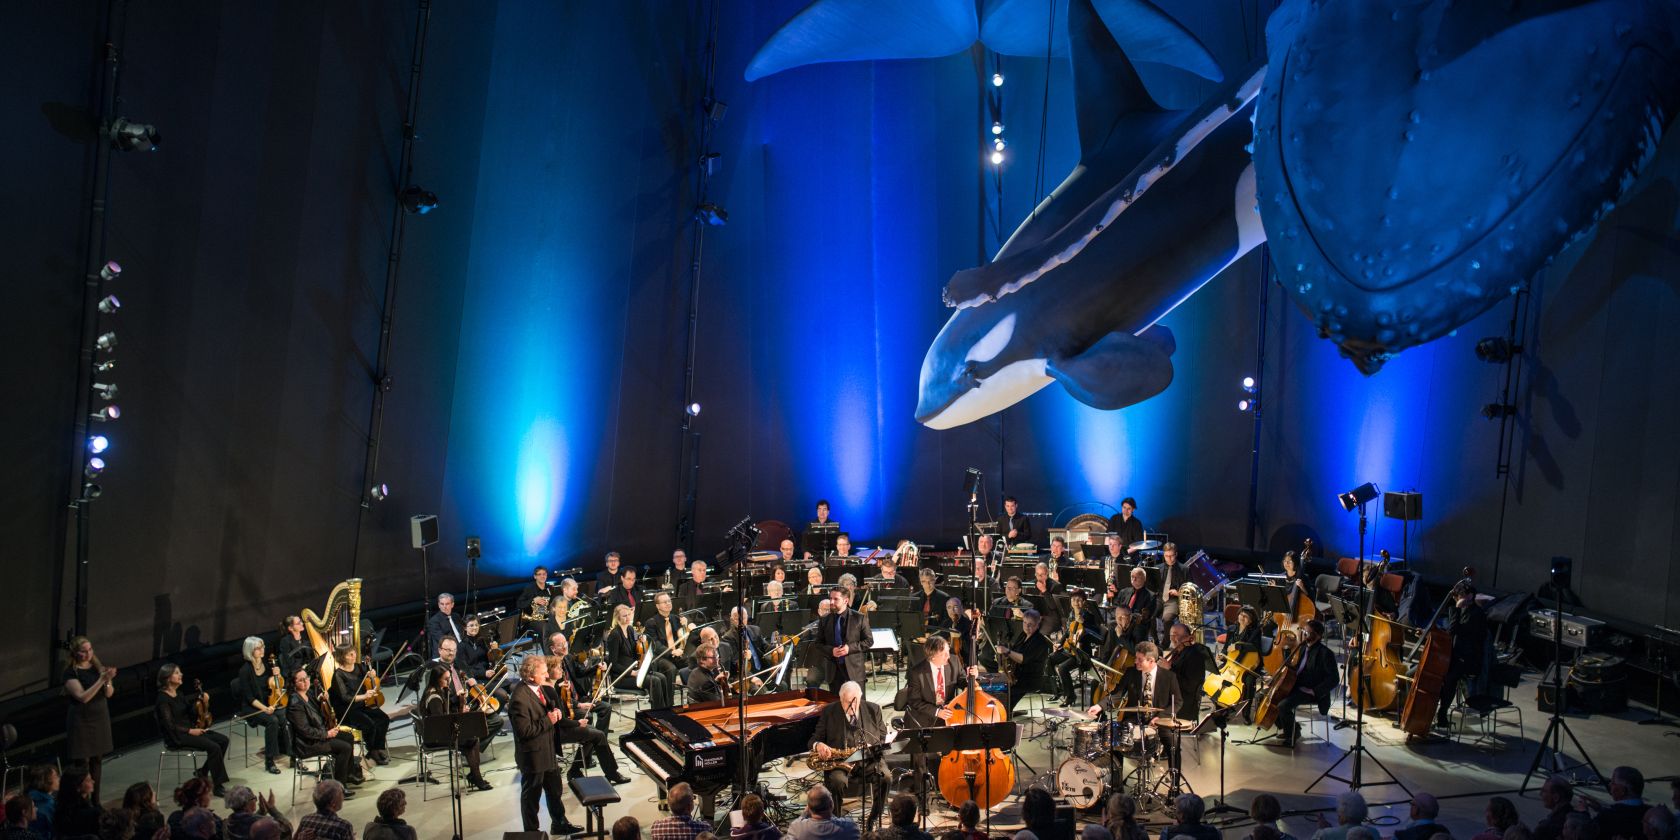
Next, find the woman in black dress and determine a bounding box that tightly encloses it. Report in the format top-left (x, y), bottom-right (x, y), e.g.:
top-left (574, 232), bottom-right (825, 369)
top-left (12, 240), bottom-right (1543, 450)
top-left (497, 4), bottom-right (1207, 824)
top-left (236, 636), bottom-right (288, 774)
top-left (274, 615), bottom-right (310, 670)
top-left (328, 645), bottom-right (390, 764)
top-left (154, 663), bottom-right (230, 796)
top-left (1280, 552), bottom-right (1316, 621)
top-left (62, 635), bottom-right (115, 800)
top-left (605, 604), bottom-right (671, 707)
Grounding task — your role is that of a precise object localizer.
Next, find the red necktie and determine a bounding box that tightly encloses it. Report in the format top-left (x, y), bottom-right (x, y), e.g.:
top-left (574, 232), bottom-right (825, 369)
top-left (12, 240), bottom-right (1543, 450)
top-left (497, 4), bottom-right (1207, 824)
top-left (934, 665), bottom-right (945, 704)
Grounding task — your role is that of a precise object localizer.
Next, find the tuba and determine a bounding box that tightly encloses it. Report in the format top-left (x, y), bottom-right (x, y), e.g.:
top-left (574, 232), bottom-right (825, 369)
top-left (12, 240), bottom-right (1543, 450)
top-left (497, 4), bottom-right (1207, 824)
top-left (1177, 581), bottom-right (1204, 644)
top-left (302, 579), bottom-right (362, 691)
top-left (892, 539), bottom-right (920, 568)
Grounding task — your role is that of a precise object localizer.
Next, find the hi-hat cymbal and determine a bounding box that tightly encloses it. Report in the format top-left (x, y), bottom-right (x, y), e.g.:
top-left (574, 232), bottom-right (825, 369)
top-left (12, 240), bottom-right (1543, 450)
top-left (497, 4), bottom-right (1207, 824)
top-left (1041, 708), bottom-right (1091, 721)
top-left (1129, 540), bottom-right (1163, 552)
top-left (1105, 705), bottom-right (1163, 714)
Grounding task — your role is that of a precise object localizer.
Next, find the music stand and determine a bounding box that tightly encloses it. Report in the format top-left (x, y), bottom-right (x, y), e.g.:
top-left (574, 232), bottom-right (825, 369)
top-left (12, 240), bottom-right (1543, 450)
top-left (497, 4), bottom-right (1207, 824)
top-left (870, 627), bottom-right (902, 691)
top-left (1196, 701), bottom-right (1249, 818)
top-left (803, 523), bottom-right (839, 564)
top-left (898, 722), bottom-right (1017, 836)
top-left (418, 711), bottom-right (488, 840)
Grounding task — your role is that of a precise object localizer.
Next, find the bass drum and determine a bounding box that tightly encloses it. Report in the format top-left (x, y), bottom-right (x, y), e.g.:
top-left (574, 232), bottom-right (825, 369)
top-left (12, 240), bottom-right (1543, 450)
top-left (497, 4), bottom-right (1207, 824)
top-left (1056, 756), bottom-right (1108, 810)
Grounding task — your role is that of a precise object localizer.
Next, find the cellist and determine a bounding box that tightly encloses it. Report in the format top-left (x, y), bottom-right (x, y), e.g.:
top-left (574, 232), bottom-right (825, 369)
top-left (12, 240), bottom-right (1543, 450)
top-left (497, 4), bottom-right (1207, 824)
top-left (1273, 619), bottom-right (1339, 748)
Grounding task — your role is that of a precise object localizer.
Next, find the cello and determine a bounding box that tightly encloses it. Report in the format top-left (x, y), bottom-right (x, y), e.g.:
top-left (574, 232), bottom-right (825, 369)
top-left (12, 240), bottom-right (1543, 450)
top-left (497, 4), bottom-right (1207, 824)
top-left (1252, 634), bottom-right (1301, 729)
top-left (936, 671), bottom-right (1015, 810)
top-left (1397, 569), bottom-right (1473, 737)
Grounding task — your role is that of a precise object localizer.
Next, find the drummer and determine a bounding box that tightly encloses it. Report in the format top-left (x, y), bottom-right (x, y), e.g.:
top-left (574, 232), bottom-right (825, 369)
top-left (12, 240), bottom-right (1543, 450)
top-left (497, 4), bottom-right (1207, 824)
top-left (1085, 640), bottom-right (1186, 774)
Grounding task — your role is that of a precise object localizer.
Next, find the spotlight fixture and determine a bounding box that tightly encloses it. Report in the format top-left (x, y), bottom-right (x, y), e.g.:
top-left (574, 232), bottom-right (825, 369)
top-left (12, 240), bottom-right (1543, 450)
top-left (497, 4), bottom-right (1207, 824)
top-left (993, 138), bottom-right (1007, 151)
top-left (88, 435), bottom-right (109, 454)
top-left (108, 118), bottom-right (160, 152)
top-left (92, 382), bottom-right (118, 401)
top-left (695, 204), bottom-right (728, 226)
top-left (1237, 398), bottom-right (1254, 412)
top-left (1474, 337), bottom-right (1519, 363)
top-left (992, 72), bottom-right (1005, 87)
top-left (1481, 403), bottom-right (1515, 419)
top-left (82, 482), bottom-right (103, 500)
top-left (1337, 481), bottom-right (1380, 512)
top-left (704, 97), bottom-right (728, 122)
top-left (370, 483), bottom-right (389, 501)
top-left (85, 457), bottom-right (106, 478)
top-left (95, 360), bottom-right (116, 374)
top-left (90, 405), bottom-right (121, 422)
top-left (701, 152), bottom-right (721, 175)
top-left (1241, 376), bottom-right (1256, 392)
top-left (991, 121), bottom-right (1005, 135)
top-left (99, 261), bottom-right (123, 282)
top-left (95, 332), bottom-right (117, 352)
top-left (686, 402), bottom-right (702, 417)
top-left (400, 186), bottom-right (439, 215)
top-left (97, 294), bottom-right (121, 314)
top-left (990, 150), bottom-right (1005, 165)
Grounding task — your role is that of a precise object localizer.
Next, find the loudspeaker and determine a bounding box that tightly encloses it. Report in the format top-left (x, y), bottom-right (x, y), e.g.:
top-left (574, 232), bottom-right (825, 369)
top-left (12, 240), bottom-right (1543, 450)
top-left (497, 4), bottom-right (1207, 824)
top-left (410, 514), bottom-right (439, 549)
top-left (465, 536), bottom-right (482, 560)
top-left (1382, 491), bottom-right (1422, 521)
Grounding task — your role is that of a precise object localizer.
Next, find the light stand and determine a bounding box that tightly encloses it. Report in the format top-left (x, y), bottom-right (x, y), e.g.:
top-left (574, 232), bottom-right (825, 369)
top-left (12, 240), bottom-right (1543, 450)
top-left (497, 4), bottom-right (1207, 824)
top-left (1521, 558), bottom-right (1602, 792)
top-left (464, 536), bottom-right (481, 616)
top-left (1308, 484), bottom-right (1407, 795)
top-left (420, 543), bottom-right (434, 655)
top-left (724, 517), bottom-right (762, 809)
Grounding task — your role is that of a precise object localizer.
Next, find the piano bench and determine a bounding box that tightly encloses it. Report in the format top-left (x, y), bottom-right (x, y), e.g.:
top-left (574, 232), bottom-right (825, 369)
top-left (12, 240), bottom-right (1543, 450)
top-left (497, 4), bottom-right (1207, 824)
top-left (570, 775), bottom-right (622, 840)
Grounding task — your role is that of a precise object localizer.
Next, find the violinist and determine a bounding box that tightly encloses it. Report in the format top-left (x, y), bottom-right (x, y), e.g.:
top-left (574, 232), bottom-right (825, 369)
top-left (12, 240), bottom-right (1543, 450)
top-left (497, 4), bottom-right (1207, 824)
top-left (422, 638), bottom-right (493, 791)
top-left (1160, 623), bottom-right (1213, 721)
top-left (550, 633), bottom-right (611, 742)
top-left (817, 587), bottom-right (872, 694)
top-left (235, 637), bottom-right (288, 775)
top-left (517, 565), bottom-right (556, 636)
top-left (542, 654), bottom-right (631, 784)
top-left (458, 618), bottom-right (501, 685)
top-left (284, 667), bottom-right (359, 791)
top-left (1273, 620), bottom-right (1338, 748)
top-left (328, 646), bottom-right (390, 765)
top-left (605, 604), bottom-right (673, 708)
top-left (1436, 582), bottom-right (1489, 729)
top-left (809, 681), bottom-right (889, 827)
top-left (687, 643), bottom-right (728, 703)
top-left (999, 495), bottom-right (1032, 545)
top-left (154, 664), bottom-right (230, 796)
top-left (726, 606), bottom-right (776, 691)
top-left (1052, 589), bottom-right (1100, 707)
top-left (994, 609), bottom-right (1052, 713)
top-left (275, 615), bottom-right (310, 669)
top-left (642, 592), bottom-right (687, 687)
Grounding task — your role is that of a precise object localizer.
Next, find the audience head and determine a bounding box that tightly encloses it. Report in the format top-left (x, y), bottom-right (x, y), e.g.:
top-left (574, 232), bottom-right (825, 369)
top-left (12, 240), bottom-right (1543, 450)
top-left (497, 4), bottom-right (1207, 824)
top-left (612, 816), bottom-right (642, 840)
top-left (1562, 813), bottom-right (1598, 840)
top-left (60, 766), bottom-right (93, 806)
top-left (959, 799), bottom-right (981, 829)
top-left (224, 785), bottom-right (257, 814)
top-left (1176, 793), bottom-right (1206, 826)
top-left (1022, 787), bottom-right (1055, 827)
top-left (740, 794), bottom-right (766, 826)
top-left (1107, 793), bottom-right (1139, 823)
top-left (668, 782), bottom-right (695, 817)
top-left (807, 784), bottom-right (836, 817)
top-left (1642, 806), bottom-right (1674, 840)
top-left (1542, 775), bottom-right (1575, 809)
top-left (1504, 826), bottom-right (1535, 840)
top-left (123, 781), bottom-right (157, 813)
top-left (181, 807), bottom-right (218, 839)
top-left (1015, 832), bottom-right (1040, 840)
top-left (135, 809), bottom-right (168, 840)
top-left (1411, 792), bottom-right (1440, 821)
top-left (1486, 797), bottom-right (1519, 832)
top-left (889, 794), bottom-right (918, 828)
top-left (28, 763), bottom-right (60, 793)
top-left (174, 776), bottom-right (213, 809)
top-left (312, 780), bottom-right (345, 813)
top-left (1347, 829), bottom-right (1380, 840)
top-left (4, 794), bottom-right (34, 827)
top-left (1082, 827), bottom-right (1114, 840)
top-left (377, 788), bottom-right (407, 821)
top-left (1337, 791), bottom-right (1369, 826)
top-left (1252, 827), bottom-right (1282, 840)
top-left (98, 807), bottom-right (135, 840)
top-left (1611, 766), bottom-right (1645, 801)
top-left (1250, 793), bottom-right (1282, 824)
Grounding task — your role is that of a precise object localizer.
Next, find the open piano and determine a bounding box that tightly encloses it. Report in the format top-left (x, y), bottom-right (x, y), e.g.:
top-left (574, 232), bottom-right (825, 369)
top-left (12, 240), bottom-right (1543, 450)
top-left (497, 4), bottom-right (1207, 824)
top-left (621, 688), bottom-right (836, 798)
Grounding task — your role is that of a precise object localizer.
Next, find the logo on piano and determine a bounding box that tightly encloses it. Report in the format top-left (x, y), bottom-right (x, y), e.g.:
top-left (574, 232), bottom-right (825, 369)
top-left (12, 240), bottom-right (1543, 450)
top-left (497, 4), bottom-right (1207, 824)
top-left (695, 753), bottom-right (726, 769)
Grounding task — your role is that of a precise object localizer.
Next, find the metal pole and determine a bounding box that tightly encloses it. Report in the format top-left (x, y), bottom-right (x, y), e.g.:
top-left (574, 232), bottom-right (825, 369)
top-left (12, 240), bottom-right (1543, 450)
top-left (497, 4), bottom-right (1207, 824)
top-left (676, 0), bottom-right (721, 556)
top-left (1246, 248), bottom-right (1271, 550)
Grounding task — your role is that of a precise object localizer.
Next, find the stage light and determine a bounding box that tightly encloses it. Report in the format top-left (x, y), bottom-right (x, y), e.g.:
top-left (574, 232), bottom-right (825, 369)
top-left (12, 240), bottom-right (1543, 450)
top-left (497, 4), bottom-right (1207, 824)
top-left (1241, 376), bottom-right (1256, 392)
top-left (686, 402), bottom-right (702, 417)
top-left (992, 72), bottom-right (1004, 87)
top-left (97, 295), bottom-right (121, 314)
top-left (82, 482), bottom-right (102, 500)
top-left (696, 204), bottom-right (728, 226)
top-left (993, 138), bottom-right (1007, 152)
top-left (95, 360), bottom-right (115, 374)
top-left (95, 332), bottom-right (117, 352)
top-left (88, 435), bottom-right (109, 454)
top-left (85, 457), bottom-right (105, 478)
top-left (1338, 481), bottom-right (1380, 512)
top-left (400, 186), bottom-right (439, 215)
top-left (370, 483), bottom-right (389, 501)
top-left (99, 261), bottom-right (122, 282)
top-left (108, 118), bottom-right (160, 152)
top-left (1481, 403), bottom-right (1515, 419)
top-left (1237, 398), bottom-right (1253, 412)
top-left (990, 150), bottom-right (1005, 165)
top-left (991, 122), bottom-right (1004, 135)
top-left (1475, 337), bottom-right (1519, 363)
top-left (705, 98), bottom-right (728, 122)
top-left (90, 405), bottom-right (121, 422)
top-left (92, 382), bottom-right (118, 401)
top-left (701, 152), bottom-right (721, 175)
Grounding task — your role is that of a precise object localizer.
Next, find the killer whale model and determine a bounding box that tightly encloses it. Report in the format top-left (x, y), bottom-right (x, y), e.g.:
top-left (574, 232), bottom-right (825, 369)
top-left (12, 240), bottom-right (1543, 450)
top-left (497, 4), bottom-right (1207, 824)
top-left (747, 0), bottom-right (1680, 426)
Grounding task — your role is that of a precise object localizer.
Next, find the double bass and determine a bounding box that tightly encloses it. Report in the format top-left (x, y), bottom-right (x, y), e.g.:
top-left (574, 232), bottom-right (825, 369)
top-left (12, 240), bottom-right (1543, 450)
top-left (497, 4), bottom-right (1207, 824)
top-left (935, 672), bottom-right (1015, 810)
top-left (1397, 568), bottom-right (1472, 737)
top-left (1345, 551), bottom-right (1402, 711)
top-left (1252, 635), bottom-right (1301, 729)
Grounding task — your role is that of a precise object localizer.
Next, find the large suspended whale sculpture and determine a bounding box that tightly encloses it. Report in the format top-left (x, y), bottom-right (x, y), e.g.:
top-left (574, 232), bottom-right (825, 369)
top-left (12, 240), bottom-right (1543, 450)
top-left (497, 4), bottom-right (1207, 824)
top-left (746, 0), bottom-right (1680, 428)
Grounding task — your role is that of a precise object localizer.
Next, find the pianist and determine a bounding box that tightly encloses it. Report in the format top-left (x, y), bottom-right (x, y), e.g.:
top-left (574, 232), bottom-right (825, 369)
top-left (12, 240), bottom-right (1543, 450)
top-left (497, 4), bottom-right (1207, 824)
top-left (809, 682), bottom-right (890, 829)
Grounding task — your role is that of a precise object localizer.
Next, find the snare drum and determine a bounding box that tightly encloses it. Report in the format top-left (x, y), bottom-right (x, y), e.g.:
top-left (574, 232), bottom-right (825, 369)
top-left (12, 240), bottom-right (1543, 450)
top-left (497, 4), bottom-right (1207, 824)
top-left (1056, 756), bottom-right (1108, 809)
top-left (1071, 721), bottom-right (1110, 757)
top-left (1118, 723), bottom-right (1160, 757)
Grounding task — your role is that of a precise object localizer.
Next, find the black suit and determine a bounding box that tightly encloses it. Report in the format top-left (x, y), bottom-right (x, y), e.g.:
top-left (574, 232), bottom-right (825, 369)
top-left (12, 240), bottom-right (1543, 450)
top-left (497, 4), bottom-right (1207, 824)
top-left (1593, 803), bottom-right (1650, 840)
top-left (604, 626), bottom-right (672, 708)
top-left (427, 611), bottom-right (467, 656)
top-left (604, 584), bottom-right (642, 614)
top-left (1160, 643), bottom-right (1213, 721)
top-left (508, 684), bottom-right (569, 832)
top-left (1157, 563), bottom-right (1191, 626)
top-left (903, 659), bottom-right (967, 729)
top-left (1437, 600), bottom-right (1489, 724)
top-left (1276, 641), bottom-right (1339, 740)
top-left (677, 580), bottom-right (704, 613)
top-left (638, 614), bottom-right (682, 688)
top-left (1108, 515), bottom-right (1145, 549)
top-left (1099, 666), bottom-right (1186, 771)
top-left (727, 625), bottom-right (779, 688)
top-left (1028, 580), bottom-right (1064, 630)
top-left (687, 665), bottom-right (727, 704)
top-left (594, 568), bottom-right (622, 597)
top-left (915, 588), bottom-right (952, 620)
top-left (1119, 587), bottom-right (1158, 629)
top-left (810, 700), bottom-right (889, 822)
top-left (999, 513), bottom-right (1033, 544)
top-left (817, 609), bottom-right (872, 691)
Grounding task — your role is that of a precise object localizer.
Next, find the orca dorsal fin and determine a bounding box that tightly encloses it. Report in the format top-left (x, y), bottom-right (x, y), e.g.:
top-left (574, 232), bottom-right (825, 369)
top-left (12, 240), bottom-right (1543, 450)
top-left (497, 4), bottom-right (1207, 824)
top-left (745, 0), bottom-right (978, 81)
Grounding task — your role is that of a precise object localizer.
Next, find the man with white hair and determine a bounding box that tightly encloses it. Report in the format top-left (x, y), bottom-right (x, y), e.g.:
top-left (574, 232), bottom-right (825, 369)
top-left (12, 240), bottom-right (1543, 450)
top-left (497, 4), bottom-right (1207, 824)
top-left (787, 785), bottom-right (860, 840)
top-left (1394, 793), bottom-right (1442, 840)
top-left (296, 781), bottom-right (354, 840)
top-left (810, 682), bottom-right (889, 829)
top-left (1310, 791), bottom-right (1369, 840)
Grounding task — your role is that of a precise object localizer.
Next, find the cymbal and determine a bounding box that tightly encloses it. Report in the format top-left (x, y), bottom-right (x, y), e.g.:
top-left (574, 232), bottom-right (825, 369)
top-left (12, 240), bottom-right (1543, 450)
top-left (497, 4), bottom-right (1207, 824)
top-left (1152, 718), bottom-right (1194, 729)
top-left (1129, 540), bottom-right (1163, 551)
top-left (1106, 705), bottom-right (1163, 714)
top-left (1041, 708), bottom-right (1091, 721)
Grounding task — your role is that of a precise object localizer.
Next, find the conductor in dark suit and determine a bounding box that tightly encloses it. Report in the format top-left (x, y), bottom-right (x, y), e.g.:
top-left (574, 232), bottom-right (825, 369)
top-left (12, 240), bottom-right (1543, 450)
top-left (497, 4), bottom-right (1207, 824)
top-left (1275, 620), bottom-right (1339, 747)
top-left (810, 680), bottom-right (889, 826)
top-left (1087, 641), bottom-right (1186, 773)
top-left (817, 587), bottom-right (871, 694)
top-left (509, 656), bottom-right (582, 836)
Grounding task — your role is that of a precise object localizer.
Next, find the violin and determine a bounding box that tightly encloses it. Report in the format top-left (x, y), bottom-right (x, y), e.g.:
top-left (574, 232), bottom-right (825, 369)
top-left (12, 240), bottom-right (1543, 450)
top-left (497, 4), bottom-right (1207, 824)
top-left (1060, 612), bottom-right (1084, 654)
top-left (264, 655), bottom-right (288, 709)
top-left (557, 674), bottom-right (576, 720)
top-left (634, 628), bottom-right (648, 658)
top-left (191, 678), bottom-right (213, 729)
top-left (486, 639), bottom-right (504, 666)
top-left (359, 668), bottom-right (384, 709)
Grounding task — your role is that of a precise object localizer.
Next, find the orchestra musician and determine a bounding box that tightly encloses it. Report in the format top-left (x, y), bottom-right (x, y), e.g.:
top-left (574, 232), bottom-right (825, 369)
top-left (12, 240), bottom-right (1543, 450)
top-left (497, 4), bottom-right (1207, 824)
top-left (328, 646), bottom-right (391, 765)
top-left (1046, 536), bottom-right (1074, 567)
top-left (999, 495), bottom-right (1032, 545)
top-left (459, 618), bottom-right (503, 686)
top-left (666, 549), bottom-right (690, 589)
top-left (817, 587), bottom-right (871, 694)
top-left (644, 592), bottom-right (690, 685)
top-left (1157, 543), bottom-right (1190, 628)
top-left (809, 681), bottom-right (889, 829)
top-left (989, 576), bottom-right (1038, 619)
top-left (605, 604), bottom-right (673, 708)
top-left (805, 566), bottom-right (828, 597)
top-left (517, 565), bottom-right (555, 637)
top-left (725, 606), bottom-right (778, 690)
top-left (1051, 589), bottom-right (1100, 707)
top-left (426, 593), bottom-right (467, 657)
top-left (542, 654), bottom-right (630, 784)
top-left (550, 632), bottom-right (610, 733)
top-left (1029, 561), bottom-right (1063, 632)
top-left (1364, 565), bottom-right (1398, 619)
top-left (678, 561), bottom-right (709, 613)
top-left (275, 615), bottom-right (310, 668)
top-left (915, 569), bottom-right (950, 623)
top-left (1280, 552), bottom-right (1314, 618)
top-left (994, 608), bottom-right (1052, 713)
top-left (423, 637), bottom-right (495, 790)
top-left (542, 577), bottom-right (584, 642)
top-left (1106, 497), bottom-right (1145, 553)
top-left (780, 539), bottom-right (800, 566)
top-left (155, 664), bottom-right (231, 796)
top-left (1437, 582), bottom-right (1489, 729)
top-left (686, 643), bottom-right (729, 703)
top-left (604, 566), bottom-right (643, 612)
top-left (509, 655), bottom-right (581, 835)
top-left (900, 635), bottom-right (977, 792)
top-left (973, 534), bottom-right (1003, 568)
top-left (595, 552), bottom-right (624, 596)
top-left (1095, 605), bottom-right (1143, 665)
top-left (235, 637), bottom-right (288, 775)
top-left (830, 533), bottom-right (857, 563)
top-left (767, 579), bottom-right (788, 600)
top-left (1085, 641), bottom-right (1185, 774)
top-left (873, 556), bottom-right (909, 589)
top-left (1160, 623), bottom-right (1213, 721)
top-left (285, 667), bottom-right (360, 792)
top-left (1216, 606), bottom-right (1264, 713)
top-left (940, 597), bottom-right (976, 668)
top-left (1273, 620), bottom-right (1338, 748)
top-left (1118, 568), bottom-right (1157, 633)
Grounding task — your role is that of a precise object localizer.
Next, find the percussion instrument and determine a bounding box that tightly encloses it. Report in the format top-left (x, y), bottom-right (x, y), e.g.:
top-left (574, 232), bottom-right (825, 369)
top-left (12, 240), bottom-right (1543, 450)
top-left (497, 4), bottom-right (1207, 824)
top-left (1117, 723), bottom-right (1160, 757)
top-left (1056, 756), bottom-right (1109, 809)
top-left (1186, 550), bottom-right (1230, 595)
top-left (1071, 721), bottom-right (1110, 757)
top-left (1128, 540), bottom-right (1163, 553)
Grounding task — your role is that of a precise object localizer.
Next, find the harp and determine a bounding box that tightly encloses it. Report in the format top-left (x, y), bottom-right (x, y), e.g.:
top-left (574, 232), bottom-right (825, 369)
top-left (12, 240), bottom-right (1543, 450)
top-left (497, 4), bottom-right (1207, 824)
top-left (302, 578), bottom-right (362, 690)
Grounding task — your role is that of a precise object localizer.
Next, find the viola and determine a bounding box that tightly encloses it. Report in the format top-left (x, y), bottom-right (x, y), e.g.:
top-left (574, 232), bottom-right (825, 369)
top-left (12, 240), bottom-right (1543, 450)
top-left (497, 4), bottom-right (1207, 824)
top-left (191, 678), bottom-right (213, 729)
top-left (264, 655), bottom-right (288, 709)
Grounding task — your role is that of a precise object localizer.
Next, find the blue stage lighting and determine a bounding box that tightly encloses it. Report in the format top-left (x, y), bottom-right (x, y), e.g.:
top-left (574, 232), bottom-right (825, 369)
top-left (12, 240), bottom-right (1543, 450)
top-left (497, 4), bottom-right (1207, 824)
top-left (88, 435), bottom-right (109, 454)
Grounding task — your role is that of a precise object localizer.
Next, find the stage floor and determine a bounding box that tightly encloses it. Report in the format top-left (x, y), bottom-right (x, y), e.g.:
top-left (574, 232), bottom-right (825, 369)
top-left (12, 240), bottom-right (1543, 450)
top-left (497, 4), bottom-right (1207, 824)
top-left (87, 651), bottom-right (1675, 838)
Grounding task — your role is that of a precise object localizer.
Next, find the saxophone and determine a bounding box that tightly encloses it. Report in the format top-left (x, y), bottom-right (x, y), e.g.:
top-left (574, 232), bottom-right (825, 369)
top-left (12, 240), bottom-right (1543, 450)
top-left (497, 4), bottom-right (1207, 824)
top-left (807, 745), bottom-right (865, 772)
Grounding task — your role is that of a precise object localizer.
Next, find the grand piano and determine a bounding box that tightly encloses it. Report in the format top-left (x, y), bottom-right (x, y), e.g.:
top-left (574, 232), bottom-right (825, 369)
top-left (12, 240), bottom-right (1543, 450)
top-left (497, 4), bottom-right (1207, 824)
top-left (621, 688), bottom-right (836, 800)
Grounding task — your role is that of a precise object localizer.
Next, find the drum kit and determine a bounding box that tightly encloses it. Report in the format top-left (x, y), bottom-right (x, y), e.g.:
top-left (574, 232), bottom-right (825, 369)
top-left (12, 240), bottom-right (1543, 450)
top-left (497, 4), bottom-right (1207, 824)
top-left (1043, 705), bottom-right (1192, 810)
